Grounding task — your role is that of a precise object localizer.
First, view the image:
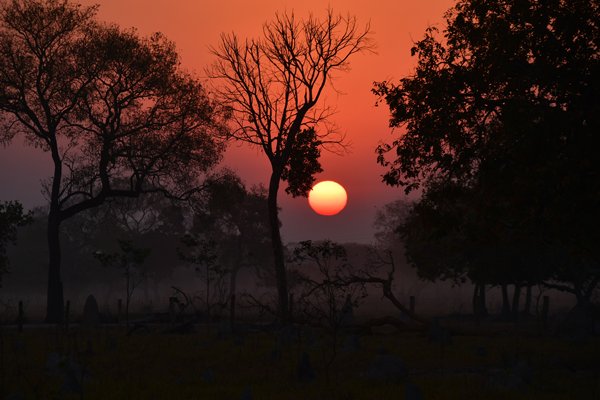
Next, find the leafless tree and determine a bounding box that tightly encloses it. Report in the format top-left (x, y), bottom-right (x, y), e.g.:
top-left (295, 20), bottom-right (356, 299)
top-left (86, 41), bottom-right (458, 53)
top-left (209, 10), bottom-right (372, 322)
top-left (345, 247), bottom-right (429, 326)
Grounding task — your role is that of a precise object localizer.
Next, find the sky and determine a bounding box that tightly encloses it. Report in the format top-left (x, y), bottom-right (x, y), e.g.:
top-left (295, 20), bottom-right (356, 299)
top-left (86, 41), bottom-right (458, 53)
top-left (0, 0), bottom-right (455, 244)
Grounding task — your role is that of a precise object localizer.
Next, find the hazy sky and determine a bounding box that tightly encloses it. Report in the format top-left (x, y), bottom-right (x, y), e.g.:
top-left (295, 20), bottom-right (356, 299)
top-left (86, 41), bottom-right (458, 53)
top-left (0, 0), bottom-right (454, 243)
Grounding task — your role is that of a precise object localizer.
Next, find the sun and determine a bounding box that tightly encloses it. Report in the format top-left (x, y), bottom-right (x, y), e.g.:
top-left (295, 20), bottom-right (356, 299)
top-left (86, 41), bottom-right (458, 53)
top-left (308, 181), bottom-right (348, 216)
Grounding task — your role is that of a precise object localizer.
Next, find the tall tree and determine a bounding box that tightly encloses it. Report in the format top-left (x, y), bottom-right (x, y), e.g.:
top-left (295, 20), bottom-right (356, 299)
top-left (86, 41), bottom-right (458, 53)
top-left (209, 10), bottom-right (371, 322)
top-left (374, 0), bottom-right (600, 307)
top-left (0, 0), bottom-right (225, 322)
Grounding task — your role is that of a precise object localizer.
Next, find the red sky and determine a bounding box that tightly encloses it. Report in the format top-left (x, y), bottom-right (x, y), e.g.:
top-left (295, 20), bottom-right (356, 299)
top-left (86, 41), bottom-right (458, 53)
top-left (0, 0), bottom-right (455, 243)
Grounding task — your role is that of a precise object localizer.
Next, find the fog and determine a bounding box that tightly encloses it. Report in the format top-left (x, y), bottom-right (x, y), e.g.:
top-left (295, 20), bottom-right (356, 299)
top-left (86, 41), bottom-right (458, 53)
top-left (1, 221), bottom-right (575, 322)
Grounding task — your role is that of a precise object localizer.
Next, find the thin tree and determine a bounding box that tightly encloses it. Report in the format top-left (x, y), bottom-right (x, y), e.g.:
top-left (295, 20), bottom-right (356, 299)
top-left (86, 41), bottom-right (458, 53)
top-left (209, 10), bottom-right (372, 322)
top-left (0, 0), bottom-right (225, 322)
top-left (94, 239), bottom-right (151, 330)
top-left (178, 236), bottom-right (221, 320)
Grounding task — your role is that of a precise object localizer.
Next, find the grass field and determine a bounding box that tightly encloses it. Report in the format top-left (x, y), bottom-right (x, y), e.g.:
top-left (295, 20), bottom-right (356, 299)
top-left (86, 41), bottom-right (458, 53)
top-left (0, 322), bottom-right (598, 399)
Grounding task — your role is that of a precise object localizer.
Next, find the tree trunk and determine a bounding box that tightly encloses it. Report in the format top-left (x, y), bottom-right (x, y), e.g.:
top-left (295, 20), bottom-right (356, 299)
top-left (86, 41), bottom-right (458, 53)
top-left (46, 217), bottom-right (64, 324)
top-left (46, 209), bottom-right (64, 323)
top-left (267, 169), bottom-right (289, 323)
top-left (479, 283), bottom-right (488, 316)
top-left (501, 284), bottom-right (510, 318)
top-left (126, 270), bottom-right (131, 330)
top-left (46, 139), bottom-right (64, 323)
top-left (206, 263), bottom-right (211, 320)
top-left (472, 283), bottom-right (488, 318)
top-left (229, 236), bottom-right (242, 329)
top-left (511, 284), bottom-right (521, 321)
top-left (472, 283), bottom-right (480, 316)
top-left (523, 284), bottom-right (532, 315)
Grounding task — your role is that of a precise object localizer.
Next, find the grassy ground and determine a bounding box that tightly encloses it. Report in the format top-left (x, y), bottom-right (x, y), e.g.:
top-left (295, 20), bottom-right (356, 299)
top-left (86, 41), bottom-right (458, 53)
top-left (0, 322), bottom-right (598, 399)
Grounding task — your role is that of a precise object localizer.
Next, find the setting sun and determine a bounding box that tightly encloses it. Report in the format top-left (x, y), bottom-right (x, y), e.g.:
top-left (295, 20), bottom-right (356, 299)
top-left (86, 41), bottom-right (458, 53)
top-left (308, 181), bottom-right (348, 216)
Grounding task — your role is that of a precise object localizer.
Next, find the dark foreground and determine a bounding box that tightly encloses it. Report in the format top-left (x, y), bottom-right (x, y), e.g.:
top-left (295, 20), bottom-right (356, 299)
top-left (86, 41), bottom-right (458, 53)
top-left (0, 321), bottom-right (598, 399)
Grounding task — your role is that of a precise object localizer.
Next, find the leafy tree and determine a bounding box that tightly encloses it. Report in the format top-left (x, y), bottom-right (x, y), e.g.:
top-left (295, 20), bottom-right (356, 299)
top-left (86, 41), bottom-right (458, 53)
top-left (182, 173), bottom-right (272, 323)
top-left (399, 180), bottom-right (547, 318)
top-left (2, 207), bottom-right (49, 293)
top-left (0, 0), bottom-right (225, 322)
top-left (209, 10), bottom-right (372, 322)
top-left (202, 175), bottom-right (271, 296)
top-left (0, 201), bottom-right (32, 286)
top-left (374, 0), bottom-right (600, 308)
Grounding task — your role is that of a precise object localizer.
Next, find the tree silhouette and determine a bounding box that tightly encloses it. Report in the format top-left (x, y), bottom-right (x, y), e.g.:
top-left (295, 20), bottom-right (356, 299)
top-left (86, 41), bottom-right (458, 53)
top-left (0, 201), bottom-right (31, 286)
top-left (197, 174), bottom-right (272, 319)
top-left (372, 199), bottom-right (411, 249)
top-left (178, 235), bottom-right (222, 320)
top-left (209, 10), bottom-right (371, 322)
top-left (65, 194), bottom-right (190, 305)
top-left (291, 240), bottom-right (366, 380)
top-left (0, 0), bottom-right (225, 322)
top-left (399, 179), bottom-right (549, 319)
top-left (94, 239), bottom-right (151, 329)
top-left (374, 0), bottom-right (600, 308)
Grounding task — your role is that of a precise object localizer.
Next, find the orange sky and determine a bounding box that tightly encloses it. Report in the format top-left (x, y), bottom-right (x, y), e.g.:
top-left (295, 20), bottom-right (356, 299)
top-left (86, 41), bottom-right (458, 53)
top-left (0, 0), bottom-right (455, 243)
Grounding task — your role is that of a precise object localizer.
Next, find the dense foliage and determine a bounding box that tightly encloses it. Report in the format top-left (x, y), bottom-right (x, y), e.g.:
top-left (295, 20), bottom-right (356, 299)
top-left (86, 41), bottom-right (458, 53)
top-left (375, 0), bottom-right (600, 308)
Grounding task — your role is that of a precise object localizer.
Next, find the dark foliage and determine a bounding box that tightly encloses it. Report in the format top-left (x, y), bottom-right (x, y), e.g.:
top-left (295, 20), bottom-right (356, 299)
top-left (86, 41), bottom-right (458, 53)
top-left (0, 200), bottom-right (32, 285)
top-left (281, 128), bottom-right (323, 197)
top-left (375, 0), bottom-right (600, 306)
top-left (0, 0), bottom-right (226, 321)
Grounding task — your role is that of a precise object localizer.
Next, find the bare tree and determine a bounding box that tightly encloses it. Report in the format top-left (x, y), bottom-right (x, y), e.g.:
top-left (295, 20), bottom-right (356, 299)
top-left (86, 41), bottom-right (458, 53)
top-left (209, 10), bottom-right (372, 322)
top-left (345, 247), bottom-right (429, 326)
top-left (0, 0), bottom-right (226, 322)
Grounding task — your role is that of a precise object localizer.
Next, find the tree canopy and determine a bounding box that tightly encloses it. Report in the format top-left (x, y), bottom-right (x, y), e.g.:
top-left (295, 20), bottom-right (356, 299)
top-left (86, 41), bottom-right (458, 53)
top-left (375, 0), bottom-right (600, 306)
top-left (375, 0), bottom-right (599, 192)
top-left (0, 0), bottom-right (226, 322)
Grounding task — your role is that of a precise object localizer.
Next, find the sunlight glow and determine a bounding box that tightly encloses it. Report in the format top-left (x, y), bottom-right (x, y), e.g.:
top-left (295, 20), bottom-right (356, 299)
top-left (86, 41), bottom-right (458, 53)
top-left (308, 181), bottom-right (348, 216)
